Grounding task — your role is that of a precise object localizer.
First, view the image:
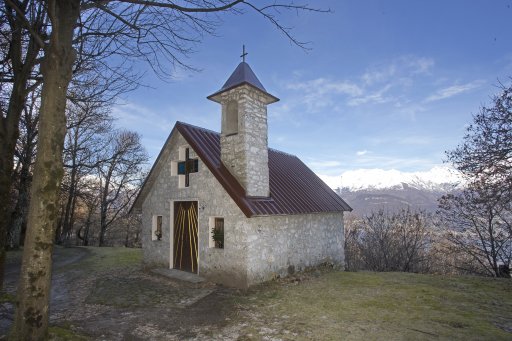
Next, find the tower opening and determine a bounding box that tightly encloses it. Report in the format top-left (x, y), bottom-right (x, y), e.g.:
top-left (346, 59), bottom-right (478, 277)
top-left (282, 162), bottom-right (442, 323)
top-left (223, 100), bottom-right (238, 135)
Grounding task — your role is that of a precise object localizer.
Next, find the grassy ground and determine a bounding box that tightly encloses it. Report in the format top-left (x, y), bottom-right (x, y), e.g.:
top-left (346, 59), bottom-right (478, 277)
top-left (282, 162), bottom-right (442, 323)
top-left (60, 246), bottom-right (143, 272)
top-left (4, 247), bottom-right (511, 340)
top-left (226, 270), bottom-right (512, 340)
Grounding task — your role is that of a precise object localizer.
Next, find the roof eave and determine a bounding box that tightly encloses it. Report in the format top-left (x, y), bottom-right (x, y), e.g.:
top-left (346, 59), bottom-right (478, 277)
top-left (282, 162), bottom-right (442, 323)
top-left (207, 82), bottom-right (280, 104)
top-left (176, 122), bottom-right (256, 218)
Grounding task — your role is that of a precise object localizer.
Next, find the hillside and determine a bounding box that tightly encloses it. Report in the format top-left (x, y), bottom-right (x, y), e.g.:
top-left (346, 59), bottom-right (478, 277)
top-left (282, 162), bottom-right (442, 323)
top-left (338, 187), bottom-right (448, 215)
top-left (333, 167), bottom-right (462, 215)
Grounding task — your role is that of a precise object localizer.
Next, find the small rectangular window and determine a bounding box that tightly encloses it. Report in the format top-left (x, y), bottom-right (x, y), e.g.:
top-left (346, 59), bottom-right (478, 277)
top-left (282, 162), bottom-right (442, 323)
top-left (213, 218), bottom-right (224, 249)
top-left (152, 215), bottom-right (163, 241)
top-left (209, 217), bottom-right (224, 249)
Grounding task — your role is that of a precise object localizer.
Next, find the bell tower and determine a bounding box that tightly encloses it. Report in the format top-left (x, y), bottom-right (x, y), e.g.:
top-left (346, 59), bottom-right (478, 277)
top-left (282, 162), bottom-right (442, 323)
top-left (207, 54), bottom-right (278, 197)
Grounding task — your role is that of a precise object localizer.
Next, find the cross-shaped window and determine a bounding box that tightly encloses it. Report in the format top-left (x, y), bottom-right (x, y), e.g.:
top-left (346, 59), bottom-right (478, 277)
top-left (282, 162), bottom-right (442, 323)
top-left (177, 148), bottom-right (198, 187)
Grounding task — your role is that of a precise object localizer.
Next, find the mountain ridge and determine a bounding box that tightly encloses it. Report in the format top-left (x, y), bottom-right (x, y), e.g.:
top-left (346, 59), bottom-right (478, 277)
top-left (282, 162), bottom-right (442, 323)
top-left (337, 166), bottom-right (462, 192)
top-left (332, 167), bottom-right (462, 215)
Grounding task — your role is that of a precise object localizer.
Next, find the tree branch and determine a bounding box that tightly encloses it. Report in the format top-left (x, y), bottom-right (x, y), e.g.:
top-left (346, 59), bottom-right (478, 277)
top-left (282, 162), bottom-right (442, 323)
top-left (5, 0), bottom-right (46, 48)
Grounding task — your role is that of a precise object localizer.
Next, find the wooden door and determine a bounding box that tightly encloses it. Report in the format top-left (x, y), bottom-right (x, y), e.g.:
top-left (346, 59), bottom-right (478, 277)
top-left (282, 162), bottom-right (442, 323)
top-left (173, 201), bottom-right (198, 273)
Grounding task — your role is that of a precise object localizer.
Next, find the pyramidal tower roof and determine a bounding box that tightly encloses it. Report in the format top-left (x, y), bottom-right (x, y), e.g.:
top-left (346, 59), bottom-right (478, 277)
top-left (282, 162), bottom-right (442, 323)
top-left (207, 62), bottom-right (279, 103)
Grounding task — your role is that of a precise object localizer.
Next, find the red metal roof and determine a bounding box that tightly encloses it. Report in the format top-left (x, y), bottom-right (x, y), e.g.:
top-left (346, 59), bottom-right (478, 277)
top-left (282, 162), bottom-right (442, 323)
top-left (176, 122), bottom-right (351, 217)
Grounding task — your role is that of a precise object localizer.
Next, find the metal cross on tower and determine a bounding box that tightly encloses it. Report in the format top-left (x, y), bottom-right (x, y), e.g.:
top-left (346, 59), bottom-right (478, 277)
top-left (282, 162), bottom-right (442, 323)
top-left (240, 44), bottom-right (248, 62)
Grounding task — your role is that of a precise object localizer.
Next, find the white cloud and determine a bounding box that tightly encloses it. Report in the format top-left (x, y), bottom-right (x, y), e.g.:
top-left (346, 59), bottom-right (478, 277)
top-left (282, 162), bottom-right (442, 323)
top-left (283, 55), bottom-right (435, 112)
top-left (425, 80), bottom-right (485, 102)
top-left (362, 65), bottom-right (397, 85)
top-left (361, 56), bottom-right (434, 85)
top-left (408, 56), bottom-right (435, 74)
top-left (287, 78), bottom-right (363, 97)
top-left (347, 84), bottom-right (393, 106)
top-left (391, 102), bottom-right (426, 121)
top-left (356, 150), bottom-right (369, 156)
top-left (112, 102), bottom-right (173, 133)
top-left (285, 78), bottom-right (363, 111)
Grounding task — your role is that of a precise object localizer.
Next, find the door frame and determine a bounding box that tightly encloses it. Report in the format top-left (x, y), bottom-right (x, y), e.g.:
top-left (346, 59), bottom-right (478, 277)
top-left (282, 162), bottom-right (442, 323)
top-left (169, 199), bottom-right (200, 274)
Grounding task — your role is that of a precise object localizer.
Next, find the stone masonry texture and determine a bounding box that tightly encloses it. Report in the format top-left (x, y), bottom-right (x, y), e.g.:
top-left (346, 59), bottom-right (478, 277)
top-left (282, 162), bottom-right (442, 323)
top-left (218, 85), bottom-right (270, 197)
top-left (141, 131), bottom-right (345, 288)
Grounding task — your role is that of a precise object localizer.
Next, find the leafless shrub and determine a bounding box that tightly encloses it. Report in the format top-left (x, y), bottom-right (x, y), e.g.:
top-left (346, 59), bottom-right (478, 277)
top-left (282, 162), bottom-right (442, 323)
top-left (345, 209), bottom-right (435, 273)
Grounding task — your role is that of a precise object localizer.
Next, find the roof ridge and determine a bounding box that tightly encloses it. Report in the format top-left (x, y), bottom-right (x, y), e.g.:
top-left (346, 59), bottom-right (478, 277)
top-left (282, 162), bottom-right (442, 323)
top-left (133, 121), bottom-right (351, 215)
top-left (176, 121), bottom-right (219, 134)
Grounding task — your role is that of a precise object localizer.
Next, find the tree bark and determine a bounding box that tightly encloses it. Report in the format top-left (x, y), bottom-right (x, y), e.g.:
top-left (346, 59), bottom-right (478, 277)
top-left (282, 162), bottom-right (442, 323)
top-left (0, 84), bottom-right (23, 279)
top-left (0, 37), bottom-right (27, 290)
top-left (59, 153), bottom-right (78, 244)
top-left (99, 163), bottom-right (114, 246)
top-left (10, 1), bottom-right (80, 339)
top-left (1, 0), bottom-right (45, 290)
top-left (7, 177), bottom-right (30, 250)
top-left (7, 110), bottom-right (38, 250)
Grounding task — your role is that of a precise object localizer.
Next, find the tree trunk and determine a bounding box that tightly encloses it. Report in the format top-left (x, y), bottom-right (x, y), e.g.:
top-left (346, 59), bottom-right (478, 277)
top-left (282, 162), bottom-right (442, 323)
top-left (7, 127), bottom-right (37, 250)
top-left (0, 138), bottom-right (17, 288)
top-left (79, 201), bottom-right (95, 246)
top-left (99, 170), bottom-right (112, 247)
top-left (0, 49), bottom-right (26, 290)
top-left (68, 190), bottom-right (78, 242)
top-left (60, 165), bottom-right (77, 244)
top-left (7, 186), bottom-right (30, 250)
top-left (124, 223), bottom-right (130, 247)
top-left (99, 220), bottom-right (107, 246)
top-left (10, 1), bottom-right (80, 339)
top-left (1, 0), bottom-right (45, 290)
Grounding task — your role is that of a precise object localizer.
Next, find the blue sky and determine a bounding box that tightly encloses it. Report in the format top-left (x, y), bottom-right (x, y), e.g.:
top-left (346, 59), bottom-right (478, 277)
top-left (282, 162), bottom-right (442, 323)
top-left (111, 0), bottom-right (512, 188)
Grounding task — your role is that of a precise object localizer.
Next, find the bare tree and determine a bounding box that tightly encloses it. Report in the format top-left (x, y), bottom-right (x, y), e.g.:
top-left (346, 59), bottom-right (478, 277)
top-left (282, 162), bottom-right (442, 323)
top-left (438, 182), bottom-right (511, 277)
top-left (97, 130), bottom-right (147, 246)
top-left (441, 82), bottom-right (512, 277)
top-left (7, 87), bottom-right (40, 249)
top-left (57, 99), bottom-right (112, 244)
top-left (0, 0), bottom-right (46, 290)
top-left (75, 179), bottom-right (101, 246)
top-left (446, 81), bottom-right (512, 193)
top-left (9, 1), bottom-right (327, 338)
top-left (0, 0), bottom-right (137, 292)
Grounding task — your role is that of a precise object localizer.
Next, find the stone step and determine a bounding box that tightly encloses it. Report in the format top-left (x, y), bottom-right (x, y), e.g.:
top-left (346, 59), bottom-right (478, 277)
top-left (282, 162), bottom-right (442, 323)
top-left (151, 268), bottom-right (205, 283)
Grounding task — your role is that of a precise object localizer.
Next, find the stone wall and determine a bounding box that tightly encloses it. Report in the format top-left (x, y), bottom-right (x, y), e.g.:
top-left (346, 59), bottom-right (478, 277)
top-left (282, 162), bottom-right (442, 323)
top-left (141, 132), bottom-right (250, 287)
top-left (142, 131), bottom-right (345, 288)
top-left (246, 213), bottom-right (345, 286)
top-left (218, 85), bottom-right (270, 197)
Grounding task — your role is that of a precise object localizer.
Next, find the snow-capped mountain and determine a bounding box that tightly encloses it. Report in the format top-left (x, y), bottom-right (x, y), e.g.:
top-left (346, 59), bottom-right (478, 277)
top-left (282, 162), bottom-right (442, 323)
top-left (320, 167), bottom-right (463, 215)
top-left (338, 166), bottom-right (463, 192)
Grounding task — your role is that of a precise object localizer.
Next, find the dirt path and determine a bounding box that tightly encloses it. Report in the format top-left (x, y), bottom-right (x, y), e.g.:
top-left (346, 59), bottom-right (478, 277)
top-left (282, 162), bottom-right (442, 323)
top-left (1, 247), bottom-right (239, 340)
top-left (1, 247), bottom-right (91, 336)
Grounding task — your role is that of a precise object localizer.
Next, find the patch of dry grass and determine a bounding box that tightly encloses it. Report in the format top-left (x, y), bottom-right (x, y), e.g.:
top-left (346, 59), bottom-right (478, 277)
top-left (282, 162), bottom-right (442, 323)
top-left (71, 246), bottom-right (142, 272)
top-left (226, 271), bottom-right (512, 340)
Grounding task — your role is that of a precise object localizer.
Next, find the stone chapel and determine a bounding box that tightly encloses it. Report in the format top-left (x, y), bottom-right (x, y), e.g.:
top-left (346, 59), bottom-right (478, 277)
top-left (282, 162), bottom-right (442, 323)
top-left (131, 59), bottom-right (352, 288)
